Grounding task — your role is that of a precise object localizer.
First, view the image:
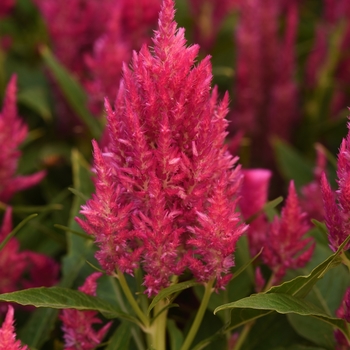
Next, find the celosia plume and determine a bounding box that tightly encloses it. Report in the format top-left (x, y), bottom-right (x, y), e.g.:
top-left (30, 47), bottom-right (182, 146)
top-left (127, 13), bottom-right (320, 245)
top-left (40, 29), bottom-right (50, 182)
top-left (0, 76), bottom-right (45, 202)
top-left (231, 0), bottom-right (299, 167)
top-left (239, 169), bottom-right (271, 256)
top-left (321, 121), bottom-right (350, 251)
top-left (60, 273), bottom-right (111, 350)
top-left (262, 181), bottom-right (314, 284)
top-left (78, 0), bottom-right (246, 295)
top-left (0, 306), bottom-right (28, 350)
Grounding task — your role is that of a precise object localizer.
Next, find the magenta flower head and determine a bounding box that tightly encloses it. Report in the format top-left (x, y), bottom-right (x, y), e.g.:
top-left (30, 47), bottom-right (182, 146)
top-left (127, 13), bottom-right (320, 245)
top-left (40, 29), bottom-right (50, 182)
top-left (0, 306), bottom-right (28, 350)
top-left (262, 181), bottom-right (314, 284)
top-left (0, 76), bottom-right (45, 202)
top-left (322, 120), bottom-right (350, 252)
top-left (60, 273), bottom-right (111, 350)
top-left (239, 168), bottom-right (272, 256)
top-left (77, 0), bottom-right (246, 296)
top-left (0, 0), bottom-right (15, 18)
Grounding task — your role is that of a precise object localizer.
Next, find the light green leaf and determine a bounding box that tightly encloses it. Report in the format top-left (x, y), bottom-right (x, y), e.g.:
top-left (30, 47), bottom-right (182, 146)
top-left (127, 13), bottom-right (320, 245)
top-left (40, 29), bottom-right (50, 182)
top-left (215, 293), bottom-right (349, 341)
top-left (0, 287), bottom-right (139, 324)
top-left (272, 138), bottom-right (314, 187)
top-left (167, 319), bottom-right (184, 350)
top-left (40, 46), bottom-right (103, 139)
top-left (17, 87), bottom-right (51, 121)
top-left (147, 280), bottom-right (199, 316)
top-left (105, 322), bottom-right (131, 350)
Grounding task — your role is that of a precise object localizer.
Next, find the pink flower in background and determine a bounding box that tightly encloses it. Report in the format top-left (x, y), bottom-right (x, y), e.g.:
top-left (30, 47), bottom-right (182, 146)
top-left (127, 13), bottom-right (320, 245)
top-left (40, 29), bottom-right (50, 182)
top-left (335, 287), bottom-right (350, 349)
top-left (231, 0), bottom-right (299, 168)
top-left (322, 121), bottom-right (350, 251)
top-left (240, 169), bottom-right (271, 256)
top-left (0, 76), bottom-right (45, 202)
top-left (78, 0), bottom-right (246, 295)
top-left (0, 0), bottom-right (15, 18)
top-left (262, 181), bottom-right (314, 284)
top-left (60, 273), bottom-right (111, 350)
top-left (0, 207), bottom-right (59, 313)
top-left (0, 306), bottom-right (28, 350)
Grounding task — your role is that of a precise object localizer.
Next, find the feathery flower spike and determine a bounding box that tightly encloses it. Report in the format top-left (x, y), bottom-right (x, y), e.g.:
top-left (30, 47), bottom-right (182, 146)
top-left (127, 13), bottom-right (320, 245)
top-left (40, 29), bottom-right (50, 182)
top-left (240, 168), bottom-right (271, 256)
top-left (78, 0), bottom-right (246, 295)
top-left (0, 306), bottom-right (28, 350)
top-left (60, 273), bottom-right (112, 350)
top-left (0, 75), bottom-right (45, 202)
top-left (322, 120), bottom-right (350, 251)
top-left (262, 181), bottom-right (314, 284)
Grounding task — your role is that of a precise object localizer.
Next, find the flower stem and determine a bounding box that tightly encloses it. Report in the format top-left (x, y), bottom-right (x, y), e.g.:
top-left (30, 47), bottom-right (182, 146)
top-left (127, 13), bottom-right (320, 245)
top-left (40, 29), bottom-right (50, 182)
top-left (148, 299), bottom-right (168, 350)
top-left (117, 270), bottom-right (149, 327)
top-left (180, 278), bottom-right (215, 350)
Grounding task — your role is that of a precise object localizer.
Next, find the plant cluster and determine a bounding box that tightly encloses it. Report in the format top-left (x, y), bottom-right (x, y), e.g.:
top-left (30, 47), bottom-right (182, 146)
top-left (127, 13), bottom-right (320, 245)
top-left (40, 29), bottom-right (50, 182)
top-left (0, 0), bottom-right (350, 349)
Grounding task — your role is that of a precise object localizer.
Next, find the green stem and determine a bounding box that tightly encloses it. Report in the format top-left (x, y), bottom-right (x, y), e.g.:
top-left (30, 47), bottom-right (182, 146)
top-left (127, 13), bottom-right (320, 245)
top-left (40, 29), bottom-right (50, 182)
top-left (232, 322), bottom-right (253, 350)
top-left (117, 270), bottom-right (149, 327)
top-left (180, 279), bottom-right (215, 350)
top-left (148, 299), bottom-right (168, 350)
top-left (341, 252), bottom-right (350, 272)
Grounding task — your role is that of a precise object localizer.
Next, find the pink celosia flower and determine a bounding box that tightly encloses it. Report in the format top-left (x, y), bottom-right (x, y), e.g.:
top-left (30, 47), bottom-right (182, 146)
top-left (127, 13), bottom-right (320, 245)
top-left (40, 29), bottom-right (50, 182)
top-left (321, 121), bottom-right (350, 252)
top-left (60, 273), bottom-right (112, 350)
top-left (0, 76), bottom-right (45, 202)
top-left (78, 0), bottom-right (246, 295)
top-left (262, 181), bottom-right (314, 284)
top-left (335, 287), bottom-right (350, 349)
top-left (239, 169), bottom-right (272, 256)
top-left (0, 306), bottom-right (28, 350)
top-left (0, 207), bottom-right (59, 314)
top-left (231, 0), bottom-right (299, 167)
top-left (0, 0), bottom-right (15, 18)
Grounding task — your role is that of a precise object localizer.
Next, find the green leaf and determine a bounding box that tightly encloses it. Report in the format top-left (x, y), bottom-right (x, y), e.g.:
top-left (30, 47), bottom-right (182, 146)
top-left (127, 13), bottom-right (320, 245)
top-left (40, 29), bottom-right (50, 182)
top-left (105, 322), bottom-right (131, 350)
top-left (266, 234), bottom-right (350, 298)
top-left (0, 213), bottom-right (37, 252)
top-left (18, 308), bottom-right (59, 349)
top-left (17, 87), bottom-right (52, 121)
top-left (40, 46), bottom-right (103, 139)
top-left (288, 314), bottom-right (335, 349)
top-left (61, 149), bottom-right (96, 287)
top-left (167, 319), bottom-right (184, 350)
top-left (0, 287), bottom-right (139, 324)
top-left (272, 138), bottom-right (314, 187)
top-left (215, 293), bottom-right (349, 342)
top-left (147, 280), bottom-right (199, 316)
top-left (214, 235), bottom-right (350, 333)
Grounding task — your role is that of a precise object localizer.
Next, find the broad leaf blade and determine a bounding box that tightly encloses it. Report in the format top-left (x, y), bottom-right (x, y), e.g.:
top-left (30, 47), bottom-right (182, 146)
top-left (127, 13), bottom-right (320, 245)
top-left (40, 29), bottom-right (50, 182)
top-left (105, 322), bottom-right (131, 350)
top-left (215, 293), bottom-right (350, 342)
top-left (0, 287), bottom-right (139, 324)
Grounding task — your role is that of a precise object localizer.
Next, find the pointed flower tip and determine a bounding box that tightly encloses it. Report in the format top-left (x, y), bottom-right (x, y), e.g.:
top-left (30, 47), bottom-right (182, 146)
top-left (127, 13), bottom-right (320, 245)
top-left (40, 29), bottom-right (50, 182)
top-left (0, 305), bottom-right (28, 349)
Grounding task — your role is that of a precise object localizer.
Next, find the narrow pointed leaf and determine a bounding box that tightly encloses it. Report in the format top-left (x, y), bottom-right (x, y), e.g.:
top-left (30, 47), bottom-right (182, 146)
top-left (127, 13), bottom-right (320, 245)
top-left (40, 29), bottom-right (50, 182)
top-left (40, 46), bottom-right (103, 139)
top-left (147, 280), bottom-right (199, 316)
top-left (266, 234), bottom-right (350, 298)
top-left (105, 322), bottom-right (131, 350)
top-left (0, 287), bottom-right (139, 324)
top-left (0, 213), bottom-right (37, 251)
